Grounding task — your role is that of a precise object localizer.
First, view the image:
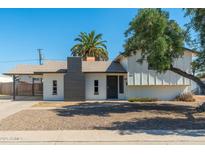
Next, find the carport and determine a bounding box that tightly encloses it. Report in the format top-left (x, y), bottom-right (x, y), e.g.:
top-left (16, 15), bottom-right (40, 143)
top-left (3, 61), bottom-right (67, 101)
top-left (3, 74), bottom-right (43, 100)
top-left (3, 64), bottom-right (44, 100)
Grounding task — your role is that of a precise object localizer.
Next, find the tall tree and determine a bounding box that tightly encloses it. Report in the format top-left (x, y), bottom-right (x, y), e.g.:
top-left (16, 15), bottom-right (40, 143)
top-left (71, 31), bottom-right (108, 61)
top-left (185, 9), bottom-right (205, 75)
top-left (124, 9), bottom-right (205, 93)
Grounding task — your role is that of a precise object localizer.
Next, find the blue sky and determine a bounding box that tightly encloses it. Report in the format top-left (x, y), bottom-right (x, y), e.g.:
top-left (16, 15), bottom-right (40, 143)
top-left (0, 8), bottom-right (188, 74)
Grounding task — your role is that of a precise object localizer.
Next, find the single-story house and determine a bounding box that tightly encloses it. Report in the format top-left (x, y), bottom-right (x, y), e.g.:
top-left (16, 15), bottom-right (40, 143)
top-left (4, 48), bottom-right (197, 101)
top-left (0, 75), bottom-right (12, 83)
top-left (0, 74), bottom-right (41, 84)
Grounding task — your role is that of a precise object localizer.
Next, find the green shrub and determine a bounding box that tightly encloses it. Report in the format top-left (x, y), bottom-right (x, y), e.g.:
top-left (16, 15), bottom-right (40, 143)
top-left (196, 102), bottom-right (205, 112)
top-left (128, 97), bottom-right (158, 102)
top-left (174, 93), bottom-right (195, 102)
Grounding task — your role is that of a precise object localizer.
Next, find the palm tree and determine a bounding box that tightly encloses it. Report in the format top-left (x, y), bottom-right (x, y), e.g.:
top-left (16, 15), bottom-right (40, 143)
top-left (71, 31), bottom-right (108, 61)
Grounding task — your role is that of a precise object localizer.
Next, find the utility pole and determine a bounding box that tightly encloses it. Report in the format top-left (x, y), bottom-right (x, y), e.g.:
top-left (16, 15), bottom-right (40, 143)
top-left (37, 49), bottom-right (43, 65)
top-left (37, 49), bottom-right (43, 84)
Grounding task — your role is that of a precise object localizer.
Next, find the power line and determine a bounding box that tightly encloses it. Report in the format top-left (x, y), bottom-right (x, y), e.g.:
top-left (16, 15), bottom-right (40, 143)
top-left (0, 58), bottom-right (66, 63)
top-left (0, 59), bottom-right (39, 63)
top-left (44, 58), bottom-right (66, 61)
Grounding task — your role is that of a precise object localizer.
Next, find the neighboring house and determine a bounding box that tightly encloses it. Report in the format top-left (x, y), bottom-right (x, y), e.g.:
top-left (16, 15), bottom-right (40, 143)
top-left (0, 74), bottom-right (41, 84)
top-left (17, 75), bottom-right (42, 84)
top-left (0, 75), bottom-right (12, 83)
top-left (4, 48), bottom-right (196, 101)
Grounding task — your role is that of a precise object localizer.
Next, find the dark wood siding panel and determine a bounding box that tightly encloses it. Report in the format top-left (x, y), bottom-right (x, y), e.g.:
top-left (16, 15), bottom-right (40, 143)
top-left (64, 57), bottom-right (85, 101)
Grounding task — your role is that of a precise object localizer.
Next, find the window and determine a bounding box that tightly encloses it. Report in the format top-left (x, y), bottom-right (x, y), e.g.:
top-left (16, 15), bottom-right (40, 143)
top-left (119, 76), bottom-right (124, 93)
top-left (52, 80), bottom-right (57, 95)
top-left (94, 80), bottom-right (99, 95)
top-left (148, 63), bottom-right (155, 70)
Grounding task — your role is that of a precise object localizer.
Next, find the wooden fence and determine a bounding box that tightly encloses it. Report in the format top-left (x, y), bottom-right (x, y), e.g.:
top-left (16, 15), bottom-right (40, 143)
top-left (0, 82), bottom-right (43, 96)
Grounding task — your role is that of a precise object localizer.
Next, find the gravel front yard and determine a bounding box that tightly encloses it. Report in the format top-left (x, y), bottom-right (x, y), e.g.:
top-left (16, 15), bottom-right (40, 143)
top-left (0, 101), bottom-right (205, 131)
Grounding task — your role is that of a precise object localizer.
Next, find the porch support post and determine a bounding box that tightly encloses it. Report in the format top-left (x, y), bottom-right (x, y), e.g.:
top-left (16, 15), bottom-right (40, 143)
top-left (12, 75), bottom-right (16, 100)
top-left (32, 78), bottom-right (35, 96)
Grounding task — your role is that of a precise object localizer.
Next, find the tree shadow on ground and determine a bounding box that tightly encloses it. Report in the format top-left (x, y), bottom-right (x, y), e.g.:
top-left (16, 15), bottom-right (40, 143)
top-left (54, 102), bottom-right (194, 117)
top-left (53, 102), bottom-right (205, 136)
top-left (95, 117), bottom-right (205, 137)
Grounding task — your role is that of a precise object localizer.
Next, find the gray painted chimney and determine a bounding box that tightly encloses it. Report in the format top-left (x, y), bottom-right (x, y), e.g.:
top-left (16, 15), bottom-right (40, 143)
top-left (64, 57), bottom-right (85, 101)
top-left (67, 57), bottom-right (82, 72)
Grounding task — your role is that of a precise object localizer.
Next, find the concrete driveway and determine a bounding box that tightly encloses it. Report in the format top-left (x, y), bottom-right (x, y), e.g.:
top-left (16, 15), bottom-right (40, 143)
top-left (0, 99), bottom-right (36, 120)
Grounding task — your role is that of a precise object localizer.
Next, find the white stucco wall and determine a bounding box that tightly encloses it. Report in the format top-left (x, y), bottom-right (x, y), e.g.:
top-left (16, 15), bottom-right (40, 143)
top-left (117, 50), bottom-right (194, 100)
top-left (43, 73), bottom-right (64, 101)
top-left (126, 51), bottom-right (192, 86)
top-left (85, 73), bottom-right (127, 100)
top-left (127, 85), bottom-right (190, 100)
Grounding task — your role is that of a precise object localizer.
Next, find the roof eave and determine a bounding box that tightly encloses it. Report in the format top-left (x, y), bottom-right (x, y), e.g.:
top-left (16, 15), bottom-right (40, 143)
top-left (3, 73), bottom-right (34, 76)
top-left (114, 54), bottom-right (125, 62)
top-left (183, 47), bottom-right (199, 55)
top-left (114, 47), bottom-right (199, 61)
top-left (83, 71), bottom-right (127, 73)
top-left (33, 71), bottom-right (67, 75)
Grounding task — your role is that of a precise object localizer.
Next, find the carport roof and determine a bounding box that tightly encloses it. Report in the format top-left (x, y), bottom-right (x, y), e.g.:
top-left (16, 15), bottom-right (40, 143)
top-left (4, 60), bottom-right (127, 75)
top-left (4, 61), bottom-right (67, 75)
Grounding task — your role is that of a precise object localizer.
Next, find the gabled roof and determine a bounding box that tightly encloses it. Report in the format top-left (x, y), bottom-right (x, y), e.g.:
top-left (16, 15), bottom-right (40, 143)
top-left (82, 61), bottom-right (126, 73)
top-left (183, 47), bottom-right (199, 55)
top-left (115, 47), bottom-right (199, 62)
top-left (4, 60), bottom-right (127, 75)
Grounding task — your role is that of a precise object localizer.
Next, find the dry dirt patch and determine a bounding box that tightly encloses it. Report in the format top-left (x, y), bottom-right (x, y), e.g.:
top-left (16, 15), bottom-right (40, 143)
top-left (0, 102), bottom-right (205, 131)
top-left (32, 102), bottom-right (82, 107)
top-left (32, 100), bottom-right (202, 108)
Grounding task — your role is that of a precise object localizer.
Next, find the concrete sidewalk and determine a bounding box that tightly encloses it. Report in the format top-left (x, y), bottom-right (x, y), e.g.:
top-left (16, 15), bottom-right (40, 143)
top-left (0, 130), bottom-right (205, 144)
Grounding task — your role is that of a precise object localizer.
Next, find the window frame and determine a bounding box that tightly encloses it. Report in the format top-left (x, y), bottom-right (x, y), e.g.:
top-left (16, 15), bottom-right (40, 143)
top-left (148, 63), bottom-right (156, 70)
top-left (119, 76), bottom-right (124, 94)
top-left (52, 80), bottom-right (57, 95)
top-left (94, 80), bottom-right (99, 95)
